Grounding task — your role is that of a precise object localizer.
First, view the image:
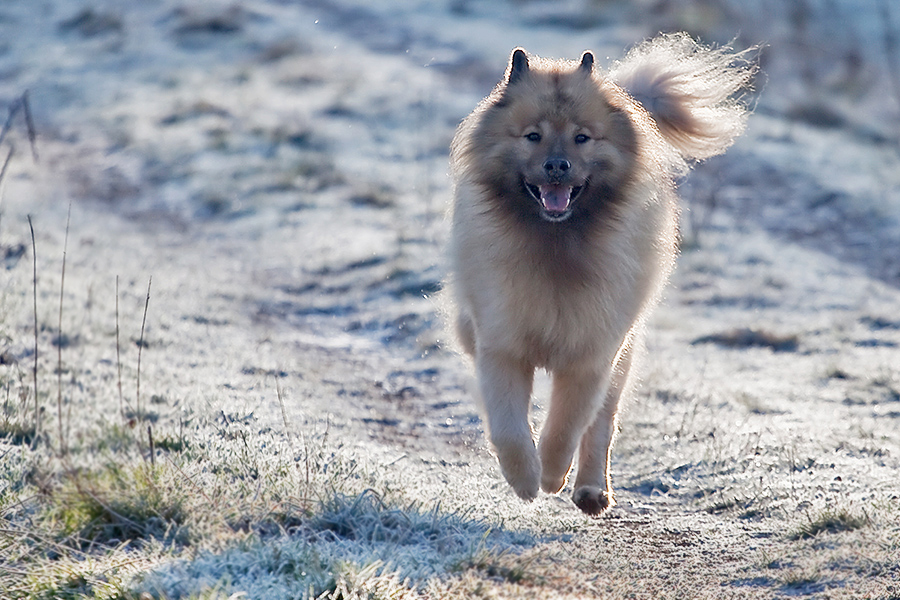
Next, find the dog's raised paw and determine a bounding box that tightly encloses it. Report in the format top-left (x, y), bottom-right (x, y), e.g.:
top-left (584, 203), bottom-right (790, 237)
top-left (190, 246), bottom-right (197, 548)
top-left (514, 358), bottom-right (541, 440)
top-left (572, 486), bottom-right (612, 516)
top-left (512, 480), bottom-right (539, 502)
top-left (493, 438), bottom-right (540, 502)
top-left (502, 460), bottom-right (539, 501)
top-left (540, 472), bottom-right (567, 495)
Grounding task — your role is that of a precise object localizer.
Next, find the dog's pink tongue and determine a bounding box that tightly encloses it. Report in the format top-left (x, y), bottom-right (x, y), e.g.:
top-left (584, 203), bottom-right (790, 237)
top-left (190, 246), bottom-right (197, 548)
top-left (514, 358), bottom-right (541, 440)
top-left (539, 184), bottom-right (572, 213)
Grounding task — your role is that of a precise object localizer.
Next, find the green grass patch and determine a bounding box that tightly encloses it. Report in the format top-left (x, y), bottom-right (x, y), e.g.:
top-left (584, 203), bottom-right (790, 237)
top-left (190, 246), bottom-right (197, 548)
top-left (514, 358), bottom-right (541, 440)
top-left (41, 462), bottom-right (191, 548)
top-left (791, 505), bottom-right (872, 540)
top-left (0, 418), bottom-right (38, 446)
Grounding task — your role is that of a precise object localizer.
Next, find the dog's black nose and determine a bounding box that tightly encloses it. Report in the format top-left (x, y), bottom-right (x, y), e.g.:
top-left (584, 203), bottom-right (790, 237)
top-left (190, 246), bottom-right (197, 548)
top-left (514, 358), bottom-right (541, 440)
top-left (543, 158), bottom-right (571, 177)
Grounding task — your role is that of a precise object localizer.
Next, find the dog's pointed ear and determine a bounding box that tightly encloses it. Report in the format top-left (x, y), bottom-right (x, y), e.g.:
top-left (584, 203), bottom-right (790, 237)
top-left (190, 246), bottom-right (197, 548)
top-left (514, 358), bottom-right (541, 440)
top-left (579, 51), bottom-right (594, 74)
top-left (508, 48), bottom-right (529, 84)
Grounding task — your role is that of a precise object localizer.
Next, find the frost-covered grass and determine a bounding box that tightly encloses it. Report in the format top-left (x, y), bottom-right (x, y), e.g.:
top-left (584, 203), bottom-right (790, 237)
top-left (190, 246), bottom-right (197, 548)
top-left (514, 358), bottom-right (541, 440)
top-left (4, 307), bottom-right (898, 600)
top-left (0, 287), bottom-right (541, 600)
top-left (0, 398), bottom-right (537, 600)
top-left (137, 491), bottom-right (534, 599)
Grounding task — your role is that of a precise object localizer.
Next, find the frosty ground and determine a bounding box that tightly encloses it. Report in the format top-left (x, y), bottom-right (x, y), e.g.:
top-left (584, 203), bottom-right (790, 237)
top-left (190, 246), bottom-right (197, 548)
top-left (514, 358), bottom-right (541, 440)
top-left (1, 1), bottom-right (898, 598)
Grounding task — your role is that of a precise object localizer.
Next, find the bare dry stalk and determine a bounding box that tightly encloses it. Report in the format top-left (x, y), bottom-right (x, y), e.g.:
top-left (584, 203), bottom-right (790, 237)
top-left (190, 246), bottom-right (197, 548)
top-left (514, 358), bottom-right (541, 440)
top-left (0, 146), bottom-right (13, 189)
top-left (27, 215), bottom-right (38, 446)
top-left (0, 92), bottom-right (37, 160)
top-left (275, 377), bottom-right (302, 484)
top-left (137, 276), bottom-right (151, 451)
top-left (57, 201), bottom-right (71, 458)
top-left (21, 90), bottom-right (38, 162)
top-left (0, 147), bottom-right (13, 239)
top-left (148, 425), bottom-right (155, 467)
top-left (115, 275), bottom-right (124, 422)
top-left (3, 379), bottom-right (10, 432)
top-left (0, 99), bottom-right (21, 149)
top-left (276, 376), bottom-right (291, 434)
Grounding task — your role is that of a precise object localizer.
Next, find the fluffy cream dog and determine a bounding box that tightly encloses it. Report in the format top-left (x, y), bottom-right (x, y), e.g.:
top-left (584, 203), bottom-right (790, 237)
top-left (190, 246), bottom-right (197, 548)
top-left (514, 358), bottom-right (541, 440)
top-left (447, 34), bottom-right (754, 515)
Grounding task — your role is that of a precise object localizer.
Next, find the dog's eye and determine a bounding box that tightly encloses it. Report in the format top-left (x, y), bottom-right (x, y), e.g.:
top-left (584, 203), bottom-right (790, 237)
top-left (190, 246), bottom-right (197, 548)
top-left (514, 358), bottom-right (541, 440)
top-left (524, 132), bottom-right (541, 142)
top-left (574, 133), bottom-right (590, 144)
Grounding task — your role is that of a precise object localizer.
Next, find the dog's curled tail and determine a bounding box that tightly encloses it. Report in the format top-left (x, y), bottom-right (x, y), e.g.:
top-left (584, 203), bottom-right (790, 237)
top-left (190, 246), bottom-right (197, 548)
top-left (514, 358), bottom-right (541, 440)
top-left (610, 33), bottom-right (757, 162)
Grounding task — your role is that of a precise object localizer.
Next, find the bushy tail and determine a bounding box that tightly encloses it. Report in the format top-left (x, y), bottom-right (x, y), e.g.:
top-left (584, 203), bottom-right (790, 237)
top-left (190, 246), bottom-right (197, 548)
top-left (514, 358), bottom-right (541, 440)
top-left (610, 33), bottom-right (757, 161)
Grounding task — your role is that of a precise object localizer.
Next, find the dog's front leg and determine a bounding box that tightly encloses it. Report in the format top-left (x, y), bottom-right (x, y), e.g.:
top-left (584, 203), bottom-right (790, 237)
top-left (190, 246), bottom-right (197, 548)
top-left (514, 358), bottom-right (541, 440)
top-left (475, 348), bottom-right (539, 501)
top-left (570, 401), bottom-right (619, 515)
top-left (538, 364), bottom-right (610, 496)
top-left (572, 341), bottom-right (633, 515)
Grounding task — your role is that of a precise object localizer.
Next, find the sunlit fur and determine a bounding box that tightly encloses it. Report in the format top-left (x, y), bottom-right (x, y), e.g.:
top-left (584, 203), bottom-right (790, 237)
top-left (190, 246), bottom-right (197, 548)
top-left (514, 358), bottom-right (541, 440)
top-left (446, 34), bottom-right (754, 515)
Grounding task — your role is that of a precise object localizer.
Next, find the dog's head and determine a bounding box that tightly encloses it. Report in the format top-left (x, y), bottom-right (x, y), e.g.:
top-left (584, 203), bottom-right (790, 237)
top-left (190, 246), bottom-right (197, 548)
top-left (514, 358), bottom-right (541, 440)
top-left (461, 48), bottom-right (639, 224)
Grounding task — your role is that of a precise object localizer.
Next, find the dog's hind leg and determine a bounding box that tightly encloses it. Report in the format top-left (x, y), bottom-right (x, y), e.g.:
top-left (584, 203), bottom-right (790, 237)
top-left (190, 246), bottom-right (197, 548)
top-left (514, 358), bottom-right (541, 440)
top-left (571, 340), bottom-right (634, 515)
top-left (475, 348), bottom-right (539, 501)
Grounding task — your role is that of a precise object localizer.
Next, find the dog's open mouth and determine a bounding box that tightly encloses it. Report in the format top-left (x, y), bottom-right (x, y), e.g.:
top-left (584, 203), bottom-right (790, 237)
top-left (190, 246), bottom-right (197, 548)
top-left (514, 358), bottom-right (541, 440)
top-left (525, 182), bottom-right (584, 222)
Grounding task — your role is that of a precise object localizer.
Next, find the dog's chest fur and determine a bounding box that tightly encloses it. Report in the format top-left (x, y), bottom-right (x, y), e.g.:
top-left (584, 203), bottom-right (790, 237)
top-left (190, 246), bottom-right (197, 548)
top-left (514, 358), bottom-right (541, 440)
top-left (450, 180), bottom-right (666, 369)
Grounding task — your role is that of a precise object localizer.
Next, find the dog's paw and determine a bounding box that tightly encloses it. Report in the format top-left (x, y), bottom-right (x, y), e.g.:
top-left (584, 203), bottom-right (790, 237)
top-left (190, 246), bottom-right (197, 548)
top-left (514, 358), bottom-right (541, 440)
top-left (540, 471), bottom-right (567, 495)
top-left (572, 486), bottom-right (613, 516)
top-left (510, 477), bottom-right (539, 502)
top-left (493, 440), bottom-right (540, 502)
top-left (537, 442), bottom-right (573, 495)
top-left (502, 458), bottom-right (540, 502)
